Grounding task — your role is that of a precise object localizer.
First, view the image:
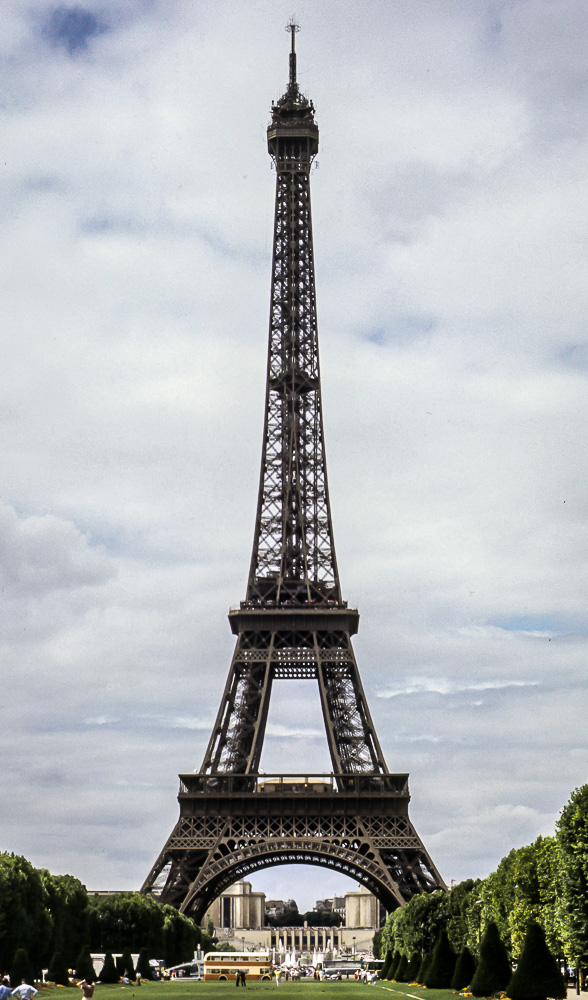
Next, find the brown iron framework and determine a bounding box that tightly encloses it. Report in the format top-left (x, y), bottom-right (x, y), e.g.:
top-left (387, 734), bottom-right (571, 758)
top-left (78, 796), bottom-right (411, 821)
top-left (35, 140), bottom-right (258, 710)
top-left (141, 24), bottom-right (445, 921)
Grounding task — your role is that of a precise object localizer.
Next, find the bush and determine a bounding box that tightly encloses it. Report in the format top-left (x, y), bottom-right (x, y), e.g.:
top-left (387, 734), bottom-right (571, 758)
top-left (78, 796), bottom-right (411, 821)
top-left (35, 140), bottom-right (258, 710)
top-left (136, 949), bottom-right (151, 980)
top-left (120, 947), bottom-right (135, 979)
top-left (11, 949), bottom-right (34, 987)
top-left (47, 951), bottom-right (70, 986)
top-left (395, 954), bottom-right (410, 981)
top-left (380, 949), bottom-right (393, 980)
top-left (99, 952), bottom-right (118, 984)
top-left (389, 951), bottom-right (402, 979)
top-left (74, 948), bottom-right (95, 981)
top-left (507, 923), bottom-right (566, 1000)
top-left (416, 952), bottom-right (431, 984)
top-left (471, 922), bottom-right (511, 996)
top-left (425, 928), bottom-right (456, 989)
top-left (451, 946), bottom-right (476, 990)
top-left (405, 954), bottom-right (420, 982)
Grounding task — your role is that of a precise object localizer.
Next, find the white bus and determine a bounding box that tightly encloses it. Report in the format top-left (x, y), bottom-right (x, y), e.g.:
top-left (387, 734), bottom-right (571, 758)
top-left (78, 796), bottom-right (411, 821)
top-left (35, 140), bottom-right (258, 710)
top-left (203, 952), bottom-right (272, 982)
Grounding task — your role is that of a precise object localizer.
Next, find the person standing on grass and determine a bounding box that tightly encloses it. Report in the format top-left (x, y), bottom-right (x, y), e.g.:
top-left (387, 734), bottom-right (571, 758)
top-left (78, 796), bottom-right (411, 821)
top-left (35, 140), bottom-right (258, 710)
top-left (0, 980), bottom-right (12, 1000)
top-left (78, 980), bottom-right (96, 999)
top-left (11, 982), bottom-right (38, 1000)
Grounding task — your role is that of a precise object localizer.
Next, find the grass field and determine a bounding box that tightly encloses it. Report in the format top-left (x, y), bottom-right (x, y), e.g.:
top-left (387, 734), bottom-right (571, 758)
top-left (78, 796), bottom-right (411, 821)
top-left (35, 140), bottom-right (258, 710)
top-left (39, 981), bottom-right (458, 1000)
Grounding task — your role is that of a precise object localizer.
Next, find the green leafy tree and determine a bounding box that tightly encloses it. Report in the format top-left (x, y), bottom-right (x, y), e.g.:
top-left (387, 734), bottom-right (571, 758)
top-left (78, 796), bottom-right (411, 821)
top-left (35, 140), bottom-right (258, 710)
top-left (380, 949), bottom-right (393, 980)
top-left (424, 928), bottom-right (456, 989)
top-left (470, 921), bottom-right (511, 996)
top-left (99, 952), bottom-right (118, 983)
top-left (556, 784), bottom-right (588, 971)
top-left (41, 872), bottom-right (89, 969)
top-left (507, 922), bottom-right (566, 1000)
top-left (451, 946), bottom-right (476, 990)
top-left (446, 879), bottom-right (483, 956)
top-left (372, 928), bottom-right (383, 960)
top-left (0, 854), bottom-right (52, 972)
top-left (120, 947), bottom-right (135, 979)
top-left (74, 947), bottom-right (95, 981)
top-left (10, 948), bottom-right (34, 986)
top-left (389, 950), bottom-right (401, 979)
top-left (47, 950), bottom-right (70, 986)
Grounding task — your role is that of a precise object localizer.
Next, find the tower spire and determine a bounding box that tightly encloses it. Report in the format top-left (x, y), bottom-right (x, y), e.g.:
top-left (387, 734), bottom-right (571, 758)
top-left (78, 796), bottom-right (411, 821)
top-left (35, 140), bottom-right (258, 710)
top-left (287, 19), bottom-right (299, 94)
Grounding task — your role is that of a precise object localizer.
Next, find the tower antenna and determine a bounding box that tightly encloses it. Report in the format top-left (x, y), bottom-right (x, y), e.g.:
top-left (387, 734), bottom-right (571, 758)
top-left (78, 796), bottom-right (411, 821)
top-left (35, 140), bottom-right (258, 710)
top-left (286, 18), bottom-right (299, 93)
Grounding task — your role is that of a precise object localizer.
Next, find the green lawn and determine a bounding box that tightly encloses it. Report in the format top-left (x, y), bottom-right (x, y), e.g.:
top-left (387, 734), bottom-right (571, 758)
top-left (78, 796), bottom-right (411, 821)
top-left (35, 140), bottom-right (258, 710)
top-left (39, 982), bottom-right (458, 1000)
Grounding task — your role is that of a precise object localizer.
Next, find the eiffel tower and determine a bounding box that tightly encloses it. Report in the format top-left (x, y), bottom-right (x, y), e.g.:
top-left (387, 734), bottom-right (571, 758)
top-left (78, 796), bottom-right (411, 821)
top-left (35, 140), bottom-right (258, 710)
top-left (141, 24), bottom-right (445, 921)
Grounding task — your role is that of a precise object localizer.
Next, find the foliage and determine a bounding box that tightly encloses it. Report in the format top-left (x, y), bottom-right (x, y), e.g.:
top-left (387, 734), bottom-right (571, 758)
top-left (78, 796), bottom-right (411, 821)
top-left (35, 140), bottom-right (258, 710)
top-left (451, 946), bottom-right (476, 990)
top-left (0, 854), bottom-right (52, 972)
top-left (120, 948), bottom-right (135, 979)
top-left (99, 952), bottom-right (118, 984)
top-left (507, 922), bottom-right (566, 1000)
top-left (380, 949), bottom-right (393, 980)
top-left (470, 921), bottom-right (511, 996)
top-left (424, 928), bottom-right (455, 989)
top-left (395, 954), bottom-right (410, 982)
top-left (416, 953), bottom-right (431, 984)
top-left (381, 891), bottom-right (449, 963)
top-left (388, 951), bottom-right (401, 979)
top-left (372, 928), bottom-right (383, 960)
top-left (405, 954), bottom-right (420, 982)
top-left (47, 950), bottom-right (70, 986)
top-left (556, 784), bottom-right (588, 966)
top-left (136, 949), bottom-right (151, 980)
top-left (10, 948), bottom-right (34, 986)
top-left (74, 947), bottom-right (96, 981)
top-left (41, 872), bottom-right (89, 968)
top-left (215, 943), bottom-right (236, 952)
top-left (445, 880), bottom-right (482, 957)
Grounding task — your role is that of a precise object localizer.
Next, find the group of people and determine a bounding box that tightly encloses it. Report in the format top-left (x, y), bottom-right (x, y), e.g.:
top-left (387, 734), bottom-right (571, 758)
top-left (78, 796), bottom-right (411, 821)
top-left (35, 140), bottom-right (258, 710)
top-left (234, 969), bottom-right (247, 987)
top-left (0, 980), bottom-right (37, 1000)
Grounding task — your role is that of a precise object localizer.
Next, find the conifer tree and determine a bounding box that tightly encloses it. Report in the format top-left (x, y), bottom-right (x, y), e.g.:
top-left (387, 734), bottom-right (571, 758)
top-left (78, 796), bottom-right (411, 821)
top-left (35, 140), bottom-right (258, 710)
top-left (395, 954), bottom-right (410, 981)
top-left (380, 949), bottom-right (393, 980)
top-left (47, 950), bottom-right (70, 986)
top-left (136, 949), bottom-right (151, 980)
top-left (389, 950), bottom-right (402, 979)
top-left (451, 946), bottom-right (476, 991)
top-left (425, 928), bottom-right (456, 989)
top-left (507, 923), bottom-right (566, 1000)
top-left (470, 922), bottom-right (511, 996)
top-left (99, 952), bottom-right (118, 984)
top-left (74, 947), bottom-right (95, 981)
top-left (120, 947), bottom-right (135, 979)
top-left (405, 954), bottom-right (420, 982)
top-left (11, 949), bottom-right (34, 987)
top-left (416, 953), bottom-right (431, 984)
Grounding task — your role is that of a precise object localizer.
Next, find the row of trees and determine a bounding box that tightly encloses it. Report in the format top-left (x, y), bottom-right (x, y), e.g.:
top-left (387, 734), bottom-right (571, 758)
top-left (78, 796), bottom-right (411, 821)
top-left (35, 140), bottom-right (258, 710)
top-left (0, 854), bottom-right (211, 982)
top-left (375, 784), bottom-right (588, 981)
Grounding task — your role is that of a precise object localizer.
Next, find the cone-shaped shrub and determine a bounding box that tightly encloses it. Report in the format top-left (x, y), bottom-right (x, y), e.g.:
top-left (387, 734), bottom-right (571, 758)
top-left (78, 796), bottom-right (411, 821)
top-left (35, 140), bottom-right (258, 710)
top-left (389, 951), bottom-right (402, 979)
top-left (380, 949), bottom-right (393, 980)
top-left (451, 946), bottom-right (476, 991)
top-left (425, 928), bottom-right (456, 989)
top-left (136, 949), bottom-right (151, 980)
top-left (416, 953), bottom-right (431, 984)
top-left (99, 952), bottom-right (118, 984)
top-left (48, 951), bottom-right (70, 986)
top-left (470, 922), bottom-right (511, 996)
top-left (11, 949), bottom-right (34, 987)
top-left (395, 954), bottom-right (410, 982)
top-left (75, 948), bottom-right (95, 982)
top-left (406, 954), bottom-right (420, 983)
top-left (507, 923), bottom-right (566, 1000)
top-left (120, 948), bottom-right (135, 979)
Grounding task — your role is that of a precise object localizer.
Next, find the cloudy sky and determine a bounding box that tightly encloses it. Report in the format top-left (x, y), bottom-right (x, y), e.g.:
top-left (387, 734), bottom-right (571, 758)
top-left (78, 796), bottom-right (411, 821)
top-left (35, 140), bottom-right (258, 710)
top-left (1, 0), bottom-right (587, 915)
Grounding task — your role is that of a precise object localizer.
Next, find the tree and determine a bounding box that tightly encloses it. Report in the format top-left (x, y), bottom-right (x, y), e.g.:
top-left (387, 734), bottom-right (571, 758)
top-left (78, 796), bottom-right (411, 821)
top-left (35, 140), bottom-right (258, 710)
top-left (451, 946), bottom-right (476, 991)
top-left (424, 928), bottom-right (456, 989)
top-left (556, 784), bottom-right (588, 971)
top-left (99, 952), bottom-right (118, 984)
top-left (41, 872), bottom-right (89, 969)
top-left (507, 923), bottom-right (566, 1000)
top-left (380, 949), bottom-right (393, 980)
top-left (405, 954), bottom-right (420, 982)
top-left (47, 950), bottom-right (70, 986)
top-left (395, 954), bottom-right (410, 981)
top-left (136, 949), bottom-right (151, 980)
top-left (74, 947), bottom-right (96, 981)
top-left (470, 922), bottom-right (511, 996)
top-left (388, 951), bottom-right (401, 979)
top-left (10, 948), bottom-right (34, 987)
top-left (120, 947), bottom-right (135, 979)
top-left (416, 953), bottom-right (431, 984)
top-left (0, 854), bottom-right (52, 973)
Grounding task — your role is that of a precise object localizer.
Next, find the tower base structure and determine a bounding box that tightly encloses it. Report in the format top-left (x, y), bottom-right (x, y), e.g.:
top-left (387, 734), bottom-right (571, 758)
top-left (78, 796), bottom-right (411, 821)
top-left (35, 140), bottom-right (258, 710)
top-left (141, 772), bottom-right (444, 922)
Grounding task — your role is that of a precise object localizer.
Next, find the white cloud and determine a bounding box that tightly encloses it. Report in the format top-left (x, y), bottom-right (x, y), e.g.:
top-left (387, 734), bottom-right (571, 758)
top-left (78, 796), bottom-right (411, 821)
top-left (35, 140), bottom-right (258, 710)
top-left (0, 0), bottom-right (586, 912)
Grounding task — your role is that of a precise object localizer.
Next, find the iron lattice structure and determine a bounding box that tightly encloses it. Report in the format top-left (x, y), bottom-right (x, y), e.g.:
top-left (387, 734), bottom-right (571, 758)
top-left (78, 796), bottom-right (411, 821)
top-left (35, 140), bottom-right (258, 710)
top-left (141, 25), bottom-right (445, 921)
